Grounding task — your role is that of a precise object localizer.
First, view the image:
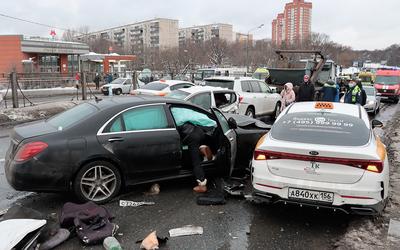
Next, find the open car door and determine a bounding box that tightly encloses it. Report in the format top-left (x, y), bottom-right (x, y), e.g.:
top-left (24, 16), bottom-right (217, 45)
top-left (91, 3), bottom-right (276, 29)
top-left (211, 108), bottom-right (237, 176)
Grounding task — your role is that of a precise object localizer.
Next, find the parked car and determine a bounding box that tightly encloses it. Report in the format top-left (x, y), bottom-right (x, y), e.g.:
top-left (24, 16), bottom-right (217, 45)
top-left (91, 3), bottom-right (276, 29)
top-left (5, 96), bottom-right (268, 203)
top-left (203, 77), bottom-right (282, 118)
top-left (131, 80), bottom-right (194, 96)
top-left (167, 86), bottom-right (239, 114)
top-left (252, 101), bottom-right (388, 215)
top-left (102, 78), bottom-right (133, 95)
top-left (363, 85), bottom-right (381, 115)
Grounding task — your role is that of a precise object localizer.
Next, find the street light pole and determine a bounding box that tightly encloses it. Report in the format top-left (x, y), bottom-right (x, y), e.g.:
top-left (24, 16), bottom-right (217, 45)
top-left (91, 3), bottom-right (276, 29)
top-left (246, 24), bottom-right (264, 73)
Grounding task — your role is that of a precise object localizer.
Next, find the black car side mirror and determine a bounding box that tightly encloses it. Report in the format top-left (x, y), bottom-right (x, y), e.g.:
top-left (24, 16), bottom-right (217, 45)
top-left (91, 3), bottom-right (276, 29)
top-left (372, 119), bottom-right (383, 129)
top-left (228, 117), bottom-right (238, 129)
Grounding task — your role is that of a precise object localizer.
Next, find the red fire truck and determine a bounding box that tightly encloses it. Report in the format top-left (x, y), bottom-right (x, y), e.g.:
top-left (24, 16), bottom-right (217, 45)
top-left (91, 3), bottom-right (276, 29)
top-left (374, 69), bottom-right (400, 103)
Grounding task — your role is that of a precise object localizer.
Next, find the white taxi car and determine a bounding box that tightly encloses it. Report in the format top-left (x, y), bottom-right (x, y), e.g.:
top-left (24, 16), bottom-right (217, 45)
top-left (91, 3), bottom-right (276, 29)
top-left (252, 102), bottom-right (389, 215)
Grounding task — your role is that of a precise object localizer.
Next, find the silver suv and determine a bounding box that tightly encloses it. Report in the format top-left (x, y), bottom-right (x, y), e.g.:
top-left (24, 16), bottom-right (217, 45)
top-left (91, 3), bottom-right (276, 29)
top-left (204, 77), bottom-right (282, 118)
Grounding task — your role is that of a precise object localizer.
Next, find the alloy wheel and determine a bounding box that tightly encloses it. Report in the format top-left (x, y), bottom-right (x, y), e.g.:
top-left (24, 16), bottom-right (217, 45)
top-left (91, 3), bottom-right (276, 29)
top-left (80, 165), bottom-right (117, 202)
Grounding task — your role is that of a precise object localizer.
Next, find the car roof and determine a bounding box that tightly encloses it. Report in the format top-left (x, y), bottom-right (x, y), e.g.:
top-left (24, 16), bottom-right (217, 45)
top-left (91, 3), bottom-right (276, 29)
top-left (88, 95), bottom-right (191, 110)
top-left (151, 80), bottom-right (193, 86)
top-left (178, 85), bottom-right (236, 94)
top-left (205, 76), bottom-right (255, 81)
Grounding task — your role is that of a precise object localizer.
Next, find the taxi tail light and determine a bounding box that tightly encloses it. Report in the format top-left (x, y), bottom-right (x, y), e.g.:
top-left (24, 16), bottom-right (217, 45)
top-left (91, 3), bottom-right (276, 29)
top-left (156, 92), bottom-right (167, 96)
top-left (239, 96), bottom-right (244, 103)
top-left (253, 150), bottom-right (383, 173)
top-left (14, 141), bottom-right (48, 162)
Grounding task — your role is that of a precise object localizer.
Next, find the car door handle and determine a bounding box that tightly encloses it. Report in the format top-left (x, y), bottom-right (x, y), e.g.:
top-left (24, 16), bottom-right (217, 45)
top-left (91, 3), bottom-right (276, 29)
top-left (108, 137), bottom-right (124, 142)
top-left (229, 137), bottom-right (235, 141)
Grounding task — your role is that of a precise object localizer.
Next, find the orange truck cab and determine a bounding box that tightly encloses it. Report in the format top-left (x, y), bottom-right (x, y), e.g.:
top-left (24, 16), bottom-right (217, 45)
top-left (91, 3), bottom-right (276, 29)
top-left (374, 69), bottom-right (400, 103)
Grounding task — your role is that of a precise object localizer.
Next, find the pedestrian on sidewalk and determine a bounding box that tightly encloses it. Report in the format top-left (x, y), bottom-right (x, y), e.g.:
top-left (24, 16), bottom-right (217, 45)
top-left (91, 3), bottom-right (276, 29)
top-left (321, 79), bottom-right (338, 102)
top-left (280, 82), bottom-right (296, 111)
top-left (94, 73), bottom-right (100, 90)
top-left (75, 72), bottom-right (81, 89)
top-left (297, 74), bottom-right (315, 102)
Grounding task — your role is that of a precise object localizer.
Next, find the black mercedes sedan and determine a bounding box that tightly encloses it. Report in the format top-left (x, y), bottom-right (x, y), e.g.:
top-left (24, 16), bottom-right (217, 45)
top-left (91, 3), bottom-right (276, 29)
top-left (5, 96), bottom-right (268, 203)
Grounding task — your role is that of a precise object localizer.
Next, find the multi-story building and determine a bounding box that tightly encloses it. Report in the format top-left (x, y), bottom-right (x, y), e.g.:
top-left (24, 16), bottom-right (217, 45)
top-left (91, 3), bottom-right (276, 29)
top-left (179, 23), bottom-right (233, 45)
top-left (235, 32), bottom-right (253, 45)
top-left (77, 18), bottom-right (179, 53)
top-left (272, 0), bottom-right (312, 46)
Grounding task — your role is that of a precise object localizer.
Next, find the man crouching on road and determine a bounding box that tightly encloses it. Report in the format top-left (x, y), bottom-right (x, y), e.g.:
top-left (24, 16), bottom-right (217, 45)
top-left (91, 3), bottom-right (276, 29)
top-left (171, 107), bottom-right (217, 193)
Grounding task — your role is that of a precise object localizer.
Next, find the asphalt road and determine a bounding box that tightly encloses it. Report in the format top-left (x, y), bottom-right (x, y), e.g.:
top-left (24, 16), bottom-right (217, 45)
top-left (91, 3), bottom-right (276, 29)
top-left (0, 102), bottom-right (398, 249)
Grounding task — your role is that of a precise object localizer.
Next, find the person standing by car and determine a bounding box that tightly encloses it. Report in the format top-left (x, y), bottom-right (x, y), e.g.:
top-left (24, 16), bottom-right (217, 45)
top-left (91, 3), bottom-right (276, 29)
top-left (94, 73), bottom-right (100, 90)
top-left (344, 80), bottom-right (362, 104)
top-left (321, 79), bottom-right (338, 102)
top-left (297, 75), bottom-right (315, 102)
top-left (171, 107), bottom-right (217, 193)
top-left (280, 82), bottom-right (295, 111)
top-left (357, 80), bottom-right (367, 105)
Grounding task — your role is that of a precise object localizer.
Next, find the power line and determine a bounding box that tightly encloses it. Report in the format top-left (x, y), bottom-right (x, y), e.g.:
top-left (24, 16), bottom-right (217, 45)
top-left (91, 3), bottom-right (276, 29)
top-left (0, 12), bottom-right (83, 34)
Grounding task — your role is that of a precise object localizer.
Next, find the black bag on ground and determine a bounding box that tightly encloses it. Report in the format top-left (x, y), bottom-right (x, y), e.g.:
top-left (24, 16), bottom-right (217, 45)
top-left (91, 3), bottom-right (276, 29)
top-left (59, 201), bottom-right (116, 245)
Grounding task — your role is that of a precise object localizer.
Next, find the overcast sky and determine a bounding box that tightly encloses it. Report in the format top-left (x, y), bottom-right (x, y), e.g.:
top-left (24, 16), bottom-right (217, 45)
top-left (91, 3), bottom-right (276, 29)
top-left (1, 0), bottom-right (399, 50)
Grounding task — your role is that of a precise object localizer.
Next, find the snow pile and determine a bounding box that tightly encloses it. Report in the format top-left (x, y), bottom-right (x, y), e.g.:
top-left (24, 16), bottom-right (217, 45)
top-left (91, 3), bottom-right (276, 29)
top-left (334, 109), bottom-right (400, 249)
top-left (0, 101), bottom-right (79, 124)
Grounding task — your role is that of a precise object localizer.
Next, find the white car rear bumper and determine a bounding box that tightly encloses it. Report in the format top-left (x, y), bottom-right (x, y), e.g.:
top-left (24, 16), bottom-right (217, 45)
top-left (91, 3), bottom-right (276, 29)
top-left (251, 160), bottom-right (387, 214)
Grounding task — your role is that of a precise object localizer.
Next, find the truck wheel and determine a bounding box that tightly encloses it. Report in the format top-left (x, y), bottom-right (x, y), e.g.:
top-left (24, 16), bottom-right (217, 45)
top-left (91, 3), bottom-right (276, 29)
top-left (245, 107), bottom-right (255, 118)
top-left (73, 161), bottom-right (121, 204)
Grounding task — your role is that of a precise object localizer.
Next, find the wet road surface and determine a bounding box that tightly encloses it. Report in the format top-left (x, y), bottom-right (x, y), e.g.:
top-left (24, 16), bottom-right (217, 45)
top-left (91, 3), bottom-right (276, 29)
top-left (0, 102), bottom-right (397, 249)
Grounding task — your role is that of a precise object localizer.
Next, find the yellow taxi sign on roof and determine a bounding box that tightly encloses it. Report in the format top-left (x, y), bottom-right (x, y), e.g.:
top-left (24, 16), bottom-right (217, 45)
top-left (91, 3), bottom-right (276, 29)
top-left (315, 102), bottom-right (334, 109)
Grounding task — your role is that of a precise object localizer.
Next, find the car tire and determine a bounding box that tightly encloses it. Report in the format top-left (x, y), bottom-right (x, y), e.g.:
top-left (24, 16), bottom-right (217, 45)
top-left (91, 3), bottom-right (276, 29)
top-left (245, 107), bottom-right (255, 118)
top-left (73, 161), bottom-right (122, 204)
top-left (115, 89), bottom-right (122, 95)
top-left (273, 102), bottom-right (281, 120)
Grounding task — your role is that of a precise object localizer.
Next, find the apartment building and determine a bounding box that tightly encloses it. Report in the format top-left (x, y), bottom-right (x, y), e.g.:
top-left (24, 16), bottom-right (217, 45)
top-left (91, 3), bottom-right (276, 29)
top-left (235, 32), bottom-right (253, 45)
top-left (272, 0), bottom-right (312, 46)
top-left (179, 23), bottom-right (234, 45)
top-left (77, 18), bottom-right (179, 52)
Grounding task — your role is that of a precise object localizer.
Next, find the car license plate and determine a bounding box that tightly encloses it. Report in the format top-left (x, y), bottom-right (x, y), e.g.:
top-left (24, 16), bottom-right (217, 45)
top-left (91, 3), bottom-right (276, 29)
top-left (288, 188), bottom-right (334, 203)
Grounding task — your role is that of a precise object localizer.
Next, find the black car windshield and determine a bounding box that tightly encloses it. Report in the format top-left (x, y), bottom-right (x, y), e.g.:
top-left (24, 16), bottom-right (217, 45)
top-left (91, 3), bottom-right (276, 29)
top-left (47, 103), bottom-right (98, 130)
top-left (141, 82), bottom-right (168, 90)
top-left (204, 80), bottom-right (234, 90)
top-left (376, 75), bottom-right (400, 85)
top-left (271, 112), bottom-right (370, 146)
top-left (110, 78), bottom-right (125, 85)
top-left (166, 90), bottom-right (190, 100)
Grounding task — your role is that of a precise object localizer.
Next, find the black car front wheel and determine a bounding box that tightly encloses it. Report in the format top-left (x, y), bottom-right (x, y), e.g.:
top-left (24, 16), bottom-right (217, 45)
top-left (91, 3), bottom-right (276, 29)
top-left (73, 161), bottom-right (121, 204)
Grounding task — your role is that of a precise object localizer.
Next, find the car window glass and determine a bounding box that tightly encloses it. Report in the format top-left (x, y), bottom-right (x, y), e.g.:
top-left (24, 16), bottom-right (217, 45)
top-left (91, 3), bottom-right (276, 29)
top-left (259, 82), bottom-right (270, 93)
top-left (141, 82), bottom-right (168, 90)
top-left (214, 109), bottom-right (230, 133)
top-left (170, 84), bottom-right (182, 91)
top-left (125, 79), bottom-right (132, 85)
top-left (214, 92), bottom-right (232, 108)
top-left (47, 103), bottom-right (97, 130)
top-left (122, 106), bottom-right (168, 131)
top-left (250, 81), bottom-right (261, 93)
top-left (110, 117), bottom-right (123, 132)
top-left (241, 81), bottom-right (251, 92)
top-left (271, 112), bottom-right (370, 146)
top-left (190, 92), bottom-right (212, 109)
top-left (204, 80), bottom-right (234, 90)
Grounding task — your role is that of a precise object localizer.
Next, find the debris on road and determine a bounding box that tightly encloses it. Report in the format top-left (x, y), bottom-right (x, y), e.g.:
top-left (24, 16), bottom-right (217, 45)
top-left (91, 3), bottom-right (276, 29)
top-left (60, 201), bottom-right (118, 245)
top-left (139, 231), bottom-right (159, 250)
top-left (169, 225), bottom-right (203, 237)
top-left (103, 236), bottom-right (122, 250)
top-left (39, 228), bottom-right (70, 250)
top-left (119, 200), bottom-right (156, 207)
top-left (197, 191), bottom-right (226, 205)
top-left (144, 183), bottom-right (160, 195)
top-left (387, 219), bottom-right (400, 245)
top-left (136, 231), bottom-right (168, 250)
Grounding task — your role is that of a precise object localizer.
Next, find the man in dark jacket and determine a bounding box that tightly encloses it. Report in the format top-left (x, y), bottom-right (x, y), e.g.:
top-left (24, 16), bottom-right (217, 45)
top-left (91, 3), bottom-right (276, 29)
top-left (321, 79), bottom-right (338, 102)
top-left (297, 75), bottom-right (315, 102)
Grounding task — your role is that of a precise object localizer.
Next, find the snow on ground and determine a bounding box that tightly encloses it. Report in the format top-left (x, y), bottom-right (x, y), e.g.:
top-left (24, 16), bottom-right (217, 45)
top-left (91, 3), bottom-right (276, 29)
top-left (334, 107), bottom-right (400, 249)
top-left (0, 101), bottom-right (79, 124)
